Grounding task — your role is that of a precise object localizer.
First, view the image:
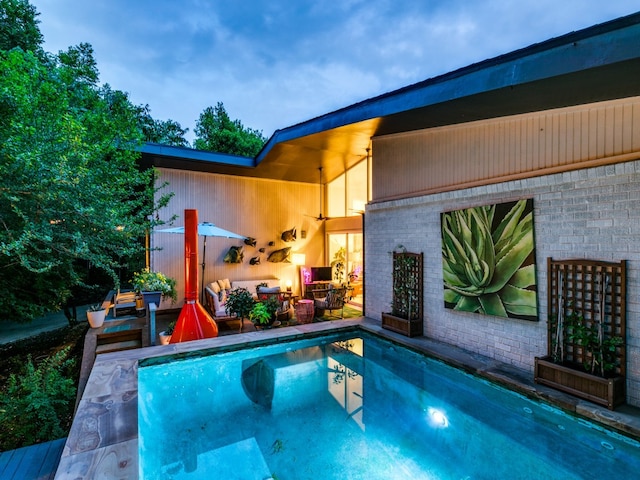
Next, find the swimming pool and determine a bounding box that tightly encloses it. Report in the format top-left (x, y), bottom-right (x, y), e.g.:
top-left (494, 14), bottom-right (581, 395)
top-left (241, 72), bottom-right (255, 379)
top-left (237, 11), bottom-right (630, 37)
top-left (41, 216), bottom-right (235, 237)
top-left (138, 331), bottom-right (640, 479)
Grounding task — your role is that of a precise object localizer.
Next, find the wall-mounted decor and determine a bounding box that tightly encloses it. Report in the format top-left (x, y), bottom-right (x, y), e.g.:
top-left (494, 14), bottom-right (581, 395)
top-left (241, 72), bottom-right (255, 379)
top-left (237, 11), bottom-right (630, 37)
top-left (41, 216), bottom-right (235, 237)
top-left (441, 198), bottom-right (538, 321)
top-left (249, 256), bottom-right (261, 265)
top-left (281, 227), bottom-right (296, 242)
top-left (223, 245), bottom-right (244, 264)
top-left (267, 247), bottom-right (291, 263)
top-left (244, 237), bottom-right (257, 247)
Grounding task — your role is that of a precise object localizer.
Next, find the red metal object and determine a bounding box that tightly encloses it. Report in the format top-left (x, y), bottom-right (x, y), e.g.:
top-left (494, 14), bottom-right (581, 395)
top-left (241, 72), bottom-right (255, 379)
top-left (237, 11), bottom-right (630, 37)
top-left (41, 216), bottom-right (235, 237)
top-left (170, 209), bottom-right (218, 343)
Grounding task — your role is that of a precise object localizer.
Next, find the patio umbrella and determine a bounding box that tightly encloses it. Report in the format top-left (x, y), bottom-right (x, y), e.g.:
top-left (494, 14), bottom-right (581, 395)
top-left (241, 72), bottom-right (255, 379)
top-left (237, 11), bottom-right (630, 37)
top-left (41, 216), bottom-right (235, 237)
top-left (156, 222), bottom-right (247, 302)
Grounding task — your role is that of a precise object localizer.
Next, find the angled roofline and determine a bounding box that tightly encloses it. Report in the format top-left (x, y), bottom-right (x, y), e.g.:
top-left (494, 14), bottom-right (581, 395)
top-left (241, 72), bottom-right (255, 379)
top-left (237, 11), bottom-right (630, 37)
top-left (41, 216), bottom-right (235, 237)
top-left (255, 11), bottom-right (640, 165)
top-left (142, 11), bottom-right (640, 184)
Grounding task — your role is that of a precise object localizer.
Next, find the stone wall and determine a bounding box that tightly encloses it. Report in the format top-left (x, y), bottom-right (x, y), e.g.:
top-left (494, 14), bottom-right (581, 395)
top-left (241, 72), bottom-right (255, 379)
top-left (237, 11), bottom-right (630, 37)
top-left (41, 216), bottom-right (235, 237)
top-left (365, 160), bottom-right (640, 407)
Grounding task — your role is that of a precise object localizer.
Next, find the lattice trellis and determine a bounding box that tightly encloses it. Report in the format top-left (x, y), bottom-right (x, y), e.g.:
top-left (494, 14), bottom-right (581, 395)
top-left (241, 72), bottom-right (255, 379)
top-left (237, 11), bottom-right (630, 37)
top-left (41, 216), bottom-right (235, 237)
top-left (391, 252), bottom-right (423, 321)
top-left (547, 258), bottom-right (626, 377)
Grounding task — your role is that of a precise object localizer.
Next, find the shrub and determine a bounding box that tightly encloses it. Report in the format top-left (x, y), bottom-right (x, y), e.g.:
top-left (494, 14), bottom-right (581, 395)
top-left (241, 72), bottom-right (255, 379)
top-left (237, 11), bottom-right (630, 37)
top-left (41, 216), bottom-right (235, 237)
top-left (0, 347), bottom-right (76, 450)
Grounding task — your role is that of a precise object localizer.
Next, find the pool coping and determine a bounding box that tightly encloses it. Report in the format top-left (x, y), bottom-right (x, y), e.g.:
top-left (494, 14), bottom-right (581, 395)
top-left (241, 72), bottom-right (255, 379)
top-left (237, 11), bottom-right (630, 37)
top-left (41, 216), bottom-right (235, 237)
top-left (54, 317), bottom-right (640, 478)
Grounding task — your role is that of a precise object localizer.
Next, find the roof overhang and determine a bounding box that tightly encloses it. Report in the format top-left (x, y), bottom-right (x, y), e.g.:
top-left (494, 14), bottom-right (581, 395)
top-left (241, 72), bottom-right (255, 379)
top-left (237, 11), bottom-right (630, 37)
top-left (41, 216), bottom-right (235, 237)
top-left (142, 12), bottom-right (640, 185)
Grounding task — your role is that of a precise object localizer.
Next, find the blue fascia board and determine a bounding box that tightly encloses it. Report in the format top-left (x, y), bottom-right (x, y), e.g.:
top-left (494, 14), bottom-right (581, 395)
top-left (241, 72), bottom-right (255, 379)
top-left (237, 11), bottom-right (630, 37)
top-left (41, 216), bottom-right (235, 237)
top-left (140, 142), bottom-right (254, 167)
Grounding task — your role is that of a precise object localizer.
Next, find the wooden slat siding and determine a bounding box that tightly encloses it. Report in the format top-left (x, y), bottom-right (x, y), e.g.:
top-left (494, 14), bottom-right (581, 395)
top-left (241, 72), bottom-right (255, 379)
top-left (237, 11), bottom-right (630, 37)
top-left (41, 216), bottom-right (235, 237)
top-left (0, 438), bottom-right (65, 480)
top-left (372, 96), bottom-right (640, 203)
top-left (152, 169), bottom-right (324, 306)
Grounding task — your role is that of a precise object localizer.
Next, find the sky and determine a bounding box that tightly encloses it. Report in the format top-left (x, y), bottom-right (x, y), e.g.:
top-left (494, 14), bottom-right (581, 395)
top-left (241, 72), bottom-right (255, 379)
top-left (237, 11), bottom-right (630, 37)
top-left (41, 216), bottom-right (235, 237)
top-left (34, 1), bottom-right (640, 144)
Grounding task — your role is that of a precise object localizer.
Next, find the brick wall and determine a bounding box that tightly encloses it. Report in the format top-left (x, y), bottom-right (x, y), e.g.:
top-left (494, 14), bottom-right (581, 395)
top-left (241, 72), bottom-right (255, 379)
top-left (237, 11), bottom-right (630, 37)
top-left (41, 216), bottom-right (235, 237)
top-left (365, 160), bottom-right (640, 407)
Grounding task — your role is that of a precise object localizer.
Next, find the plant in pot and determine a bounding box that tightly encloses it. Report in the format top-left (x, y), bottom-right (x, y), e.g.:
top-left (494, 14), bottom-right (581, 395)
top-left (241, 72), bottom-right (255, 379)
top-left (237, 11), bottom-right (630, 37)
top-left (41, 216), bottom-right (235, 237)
top-left (536, 307), bottom-right (625, 409)
top-left (382, 246), bottom-right (424, 337)
top-left (132, 268), bottom-right (177, 308)
top-left (159, 320), bottom-right (176, 345)
top-left (249, 302), bottom-right (272, 327)
top-left (535, 259), bottom-right (627, 410)
top-left (225, 287), bottom-right (255, 327)
top-left (86, 304), bottom-right (107, 328)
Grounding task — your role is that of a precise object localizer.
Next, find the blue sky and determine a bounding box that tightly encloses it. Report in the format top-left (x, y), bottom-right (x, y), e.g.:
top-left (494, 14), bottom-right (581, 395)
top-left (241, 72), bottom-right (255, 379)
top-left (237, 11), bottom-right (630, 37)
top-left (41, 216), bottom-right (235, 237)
top-left (34, 1), bottom-right (639, 143)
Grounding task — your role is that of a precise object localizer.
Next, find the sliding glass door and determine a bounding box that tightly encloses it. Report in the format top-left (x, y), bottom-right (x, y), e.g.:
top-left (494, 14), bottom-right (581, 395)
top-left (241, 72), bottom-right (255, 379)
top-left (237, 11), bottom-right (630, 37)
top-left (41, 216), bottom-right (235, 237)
top-left (328, 233), bottom-right (363, 306)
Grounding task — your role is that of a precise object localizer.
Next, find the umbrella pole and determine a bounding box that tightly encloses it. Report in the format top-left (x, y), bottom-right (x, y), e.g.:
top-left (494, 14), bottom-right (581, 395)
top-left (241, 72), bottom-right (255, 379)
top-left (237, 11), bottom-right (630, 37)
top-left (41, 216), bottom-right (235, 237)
top-left (201, 236), bottom-right (207, 303)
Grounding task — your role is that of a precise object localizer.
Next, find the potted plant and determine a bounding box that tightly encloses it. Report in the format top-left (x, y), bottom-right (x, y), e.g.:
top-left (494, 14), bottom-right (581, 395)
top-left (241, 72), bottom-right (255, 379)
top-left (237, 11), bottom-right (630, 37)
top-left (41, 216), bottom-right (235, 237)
top-left (249, 302), bottom-right (272, 327)
top-left (86, 304), bottom-right (106, 328)
top-left (132, 268), bottom-right (177, 308)
top-left (535, 307), bottom-right (625, 409)
top-left (382, 246), bottom-right (423, 337)
top-left (535, 258), bottom-right (626, 409)
top-left (225, 287), bottom-right (255, 324)
top-left (159, 320), bottom-right (176, 345)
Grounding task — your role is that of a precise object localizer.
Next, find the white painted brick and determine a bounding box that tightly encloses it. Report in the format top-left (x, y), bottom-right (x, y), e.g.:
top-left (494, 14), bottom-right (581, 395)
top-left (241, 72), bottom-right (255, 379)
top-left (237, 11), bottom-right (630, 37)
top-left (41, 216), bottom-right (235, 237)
top-left (366, 160), bottom-right (640, 407)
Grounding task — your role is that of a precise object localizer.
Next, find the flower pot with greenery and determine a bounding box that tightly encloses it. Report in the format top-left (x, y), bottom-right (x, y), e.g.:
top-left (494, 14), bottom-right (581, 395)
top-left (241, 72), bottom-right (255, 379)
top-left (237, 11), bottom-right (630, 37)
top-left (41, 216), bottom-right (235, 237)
top-left (225, 287), bottom-right (255, 326)
top-left (250, 295), bottom-right (282, 328)
top-left (86, 304), bottom-right (106, 328)
top-left (159, 321), bottom-right (176, 345)
top-left (132, 268), bottom-right (177, 308)
top-left (535, 258), bottom-right (627, 409)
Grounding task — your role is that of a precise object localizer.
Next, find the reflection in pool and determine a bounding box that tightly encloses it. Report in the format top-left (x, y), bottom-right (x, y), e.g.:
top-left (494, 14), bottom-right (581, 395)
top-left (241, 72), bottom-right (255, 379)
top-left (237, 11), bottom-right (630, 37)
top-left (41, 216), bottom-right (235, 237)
top-left (138, 332), bottom-right (640, 479)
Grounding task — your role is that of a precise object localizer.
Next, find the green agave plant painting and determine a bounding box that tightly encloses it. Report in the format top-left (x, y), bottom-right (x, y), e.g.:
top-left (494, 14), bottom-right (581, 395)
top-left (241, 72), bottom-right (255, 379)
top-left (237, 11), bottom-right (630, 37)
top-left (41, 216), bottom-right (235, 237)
top-left (441, 199), bottom-right (538, 320)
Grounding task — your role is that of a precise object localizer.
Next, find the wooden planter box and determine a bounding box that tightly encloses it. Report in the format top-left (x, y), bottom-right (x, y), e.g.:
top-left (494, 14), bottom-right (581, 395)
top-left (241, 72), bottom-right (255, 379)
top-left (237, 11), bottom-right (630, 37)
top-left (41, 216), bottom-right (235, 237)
top-left (381, 312), bottom-right (423, 337)
top-left (534, 356), bottom-right (625, 410)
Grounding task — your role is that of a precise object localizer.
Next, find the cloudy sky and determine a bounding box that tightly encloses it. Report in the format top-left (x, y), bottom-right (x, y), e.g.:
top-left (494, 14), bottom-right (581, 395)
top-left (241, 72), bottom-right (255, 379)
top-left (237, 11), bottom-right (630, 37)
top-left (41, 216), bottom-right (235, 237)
top-left (34, 1), bottom-right (639, 143)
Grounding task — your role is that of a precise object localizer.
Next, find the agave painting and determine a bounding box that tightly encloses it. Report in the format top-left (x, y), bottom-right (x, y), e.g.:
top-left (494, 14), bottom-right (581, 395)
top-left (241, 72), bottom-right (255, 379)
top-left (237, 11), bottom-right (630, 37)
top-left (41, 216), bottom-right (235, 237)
top-left (441, 199), bottom-right (538, 320)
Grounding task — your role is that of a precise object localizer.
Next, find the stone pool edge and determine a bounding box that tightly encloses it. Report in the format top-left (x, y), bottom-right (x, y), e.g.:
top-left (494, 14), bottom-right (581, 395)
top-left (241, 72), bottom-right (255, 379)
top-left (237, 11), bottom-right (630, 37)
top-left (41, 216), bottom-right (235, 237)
top-left (54, 317), bottom-right (640, 479)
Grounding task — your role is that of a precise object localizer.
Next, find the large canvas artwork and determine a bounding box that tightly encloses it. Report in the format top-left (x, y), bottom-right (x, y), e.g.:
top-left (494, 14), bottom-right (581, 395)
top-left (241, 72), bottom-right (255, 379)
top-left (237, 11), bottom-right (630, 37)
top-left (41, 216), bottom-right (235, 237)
top-left (441, 198), bottom-right (538, 321)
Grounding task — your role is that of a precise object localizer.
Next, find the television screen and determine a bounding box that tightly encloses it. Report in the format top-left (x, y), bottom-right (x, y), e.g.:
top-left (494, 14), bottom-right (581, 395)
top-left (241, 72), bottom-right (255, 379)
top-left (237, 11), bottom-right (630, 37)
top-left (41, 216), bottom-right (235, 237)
top-left (310, 266), bottom-right (332, 282)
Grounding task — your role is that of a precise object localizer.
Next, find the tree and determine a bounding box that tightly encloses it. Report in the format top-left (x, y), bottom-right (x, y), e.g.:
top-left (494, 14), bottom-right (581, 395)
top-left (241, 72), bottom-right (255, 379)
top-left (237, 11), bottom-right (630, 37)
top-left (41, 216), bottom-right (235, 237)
top-left (0, 0), bottom-right (42, 53)
top-left (138, 104), bottom-right (189, 147)
top-left (0, 4), bottom-right (172, 322)
top-left (194, 102), bottom-right (266, 157)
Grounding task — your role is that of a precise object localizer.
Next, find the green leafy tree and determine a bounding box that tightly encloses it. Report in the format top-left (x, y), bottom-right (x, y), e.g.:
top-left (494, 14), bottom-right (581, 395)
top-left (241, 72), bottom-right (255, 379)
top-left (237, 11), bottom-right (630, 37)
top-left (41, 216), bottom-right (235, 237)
top-left (138, 104), bottom-right (189, 147)
top-left (0, 2), bottom-right (172, 322)
top-left (0, 0), bottom-right (42, 53)
top-left (194, 102), bottom-right (266, 157)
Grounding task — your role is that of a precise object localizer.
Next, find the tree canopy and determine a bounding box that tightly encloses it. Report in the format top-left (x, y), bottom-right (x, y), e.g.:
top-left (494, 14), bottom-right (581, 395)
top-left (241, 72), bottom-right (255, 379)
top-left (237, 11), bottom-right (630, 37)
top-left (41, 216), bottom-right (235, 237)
top-left (194, 102), bottom-right (267, 157)
top-left (138, 104), bottom-right (190, 147)
top-left (0, 0), bottom-right (172, 321)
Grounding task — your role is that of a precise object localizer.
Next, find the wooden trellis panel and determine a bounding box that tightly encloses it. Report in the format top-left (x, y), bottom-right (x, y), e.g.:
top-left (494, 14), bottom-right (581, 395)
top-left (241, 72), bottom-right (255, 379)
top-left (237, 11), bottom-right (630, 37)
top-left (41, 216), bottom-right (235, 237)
top-left (392, 252), bottom-right (423, 321)
top-left (547, 258), bottom-right (626, 377)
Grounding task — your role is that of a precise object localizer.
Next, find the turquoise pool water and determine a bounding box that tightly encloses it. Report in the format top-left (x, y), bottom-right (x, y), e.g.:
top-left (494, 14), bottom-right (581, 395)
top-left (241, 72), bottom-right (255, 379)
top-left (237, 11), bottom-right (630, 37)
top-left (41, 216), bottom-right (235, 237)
top-left (138, 332), bottom-right (640, 479)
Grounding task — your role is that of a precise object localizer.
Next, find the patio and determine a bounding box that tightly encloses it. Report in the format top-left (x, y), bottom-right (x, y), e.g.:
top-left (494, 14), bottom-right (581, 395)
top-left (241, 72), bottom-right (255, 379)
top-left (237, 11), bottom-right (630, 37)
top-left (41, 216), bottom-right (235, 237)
top-left (54, 316), bottom-right (640, 479)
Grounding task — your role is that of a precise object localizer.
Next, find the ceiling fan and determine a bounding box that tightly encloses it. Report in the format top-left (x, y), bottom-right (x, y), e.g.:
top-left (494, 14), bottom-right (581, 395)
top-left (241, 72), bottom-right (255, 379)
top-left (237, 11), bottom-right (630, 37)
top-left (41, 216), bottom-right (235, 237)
top-left (306, 167), bottom-right (331, 221)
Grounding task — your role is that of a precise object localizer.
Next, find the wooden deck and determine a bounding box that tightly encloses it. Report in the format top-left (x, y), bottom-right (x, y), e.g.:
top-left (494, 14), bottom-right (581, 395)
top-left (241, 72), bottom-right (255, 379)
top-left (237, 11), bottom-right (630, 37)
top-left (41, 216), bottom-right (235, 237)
top-left (0, 438), bottom-right (66, 480)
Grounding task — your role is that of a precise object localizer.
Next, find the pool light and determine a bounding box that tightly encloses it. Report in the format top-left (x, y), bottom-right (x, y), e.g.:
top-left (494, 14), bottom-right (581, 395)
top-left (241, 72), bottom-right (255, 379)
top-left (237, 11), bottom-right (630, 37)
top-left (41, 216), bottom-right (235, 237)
top-left (427, 407), bottom-right (449, 428)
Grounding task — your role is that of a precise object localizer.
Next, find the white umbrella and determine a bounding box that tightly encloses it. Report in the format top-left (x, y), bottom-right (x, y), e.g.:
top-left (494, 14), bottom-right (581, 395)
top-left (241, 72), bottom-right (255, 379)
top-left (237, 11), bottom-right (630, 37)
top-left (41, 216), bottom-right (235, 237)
top-left (156, 222), bottom-right (247, 301)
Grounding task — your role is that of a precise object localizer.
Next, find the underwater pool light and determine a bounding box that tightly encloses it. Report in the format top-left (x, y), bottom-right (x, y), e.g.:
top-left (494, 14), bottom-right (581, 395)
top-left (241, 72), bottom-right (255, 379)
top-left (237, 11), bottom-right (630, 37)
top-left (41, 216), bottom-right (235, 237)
top-left (428, 407), bottom-right (449, 428)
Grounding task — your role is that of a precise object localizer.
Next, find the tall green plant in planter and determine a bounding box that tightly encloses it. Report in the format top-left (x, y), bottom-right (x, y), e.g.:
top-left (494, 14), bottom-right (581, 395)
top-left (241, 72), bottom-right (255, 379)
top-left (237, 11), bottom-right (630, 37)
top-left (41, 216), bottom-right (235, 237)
top-left (382, 247), bottom-right (423, 337)
top-left (225, 288), bottom-right (255, 321)
top-left (535, 258), bottom-right (627, 410)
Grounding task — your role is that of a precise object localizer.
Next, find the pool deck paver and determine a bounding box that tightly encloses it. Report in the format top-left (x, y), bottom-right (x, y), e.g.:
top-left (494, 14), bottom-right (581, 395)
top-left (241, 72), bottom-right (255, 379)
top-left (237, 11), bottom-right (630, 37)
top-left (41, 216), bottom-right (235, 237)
top-left (54, 317), bottom-right (640, 479)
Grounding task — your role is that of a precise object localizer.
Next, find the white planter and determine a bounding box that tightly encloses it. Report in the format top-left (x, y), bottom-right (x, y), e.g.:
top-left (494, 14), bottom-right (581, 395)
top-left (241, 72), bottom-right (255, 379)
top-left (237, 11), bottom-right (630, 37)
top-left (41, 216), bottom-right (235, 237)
top-left (87, 309), bottom-right (106, 328)
top-left (159, 331), bottom-right (172, 345)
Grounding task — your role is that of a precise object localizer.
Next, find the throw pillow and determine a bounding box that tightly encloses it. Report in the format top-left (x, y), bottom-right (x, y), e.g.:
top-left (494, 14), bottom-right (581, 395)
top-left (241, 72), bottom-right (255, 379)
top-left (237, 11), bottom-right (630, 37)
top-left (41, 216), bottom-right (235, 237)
top-left (257, 286), bottom-right (281, 294)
